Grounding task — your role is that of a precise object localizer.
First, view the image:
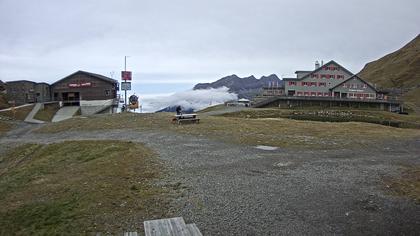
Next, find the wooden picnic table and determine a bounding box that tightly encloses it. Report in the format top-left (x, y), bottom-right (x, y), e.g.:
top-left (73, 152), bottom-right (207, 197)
top-left (173, 113), bottom-right (200, 124)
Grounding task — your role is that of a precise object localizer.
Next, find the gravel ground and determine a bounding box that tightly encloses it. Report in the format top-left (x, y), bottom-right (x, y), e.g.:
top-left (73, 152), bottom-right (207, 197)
top-left (1, 122), bottom-right (420, 235)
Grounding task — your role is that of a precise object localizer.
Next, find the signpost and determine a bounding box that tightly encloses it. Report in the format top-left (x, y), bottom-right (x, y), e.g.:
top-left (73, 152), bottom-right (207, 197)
top-left (121, 56), bottom-right (131, 109)
top-left (121, 82), bottom-right (131, 91)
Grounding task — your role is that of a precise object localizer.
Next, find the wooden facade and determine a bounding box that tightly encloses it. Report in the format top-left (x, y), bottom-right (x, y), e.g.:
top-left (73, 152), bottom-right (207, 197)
top-left (51, 71), bottom-right (118, 105)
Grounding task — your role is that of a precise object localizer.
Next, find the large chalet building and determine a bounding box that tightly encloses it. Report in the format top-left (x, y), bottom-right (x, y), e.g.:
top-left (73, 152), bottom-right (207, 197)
top-left (254, 60), bottom-right (399, 111)
top-left (284, 60), bottom-right (378, 99)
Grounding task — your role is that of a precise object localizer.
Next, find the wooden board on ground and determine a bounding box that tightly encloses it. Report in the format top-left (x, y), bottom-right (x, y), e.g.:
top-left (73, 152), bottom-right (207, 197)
top-left (186, 224), bottom-right (203, 236)
top-left (123, 232), bottom-right (138, 236)
top-left (144, 217), bottom-right (202, 236)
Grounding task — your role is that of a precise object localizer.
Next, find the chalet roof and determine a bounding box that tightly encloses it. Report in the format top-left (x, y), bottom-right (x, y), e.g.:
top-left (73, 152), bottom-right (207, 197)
top-left (52, 70), bottom-right (117, 85)
top-left (288, 60), bottom-right (354, 81)
top-left (329, 75), bottom-right (378, 92)
top-left (282, 77), bottom-right (299, 81)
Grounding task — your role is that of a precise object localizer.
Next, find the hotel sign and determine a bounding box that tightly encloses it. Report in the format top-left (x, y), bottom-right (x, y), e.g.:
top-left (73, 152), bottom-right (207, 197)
top-left (68, 82), bottom-right (92, 88)
top-left (121, 71), bottom-right (132, 81)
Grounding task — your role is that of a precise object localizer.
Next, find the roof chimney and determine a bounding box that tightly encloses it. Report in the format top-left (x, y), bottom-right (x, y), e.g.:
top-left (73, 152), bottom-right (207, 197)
top-left (321, 60), bottom-right (324, 66)
top-left (315, 61), bottom-right (320, 69)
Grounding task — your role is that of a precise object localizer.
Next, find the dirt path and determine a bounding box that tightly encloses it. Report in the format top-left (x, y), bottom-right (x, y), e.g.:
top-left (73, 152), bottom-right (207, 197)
top-left (1, 123), bottom-right (420, 235)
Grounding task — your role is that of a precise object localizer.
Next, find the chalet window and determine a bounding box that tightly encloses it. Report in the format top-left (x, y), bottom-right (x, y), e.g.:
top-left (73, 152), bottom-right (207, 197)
top-left (304, 92), bottom-right (309, 96)
top-left (330, 75), bottom-right (335, 79)
top-left (324, 92), bottom-right (330, 97)
top-left (363, 84), bottom-right (367, 88)
top-left (105, 90), bottom-right (110, 96)
top-left (317, 92), bottom-right (323, 96)
top-left (311, 92), bottom-right (316, 96)
top-left (311, 74), bottom-right (319, 79)
top-left (318, 82), bottom-right (326, 87)
top-left (297, 92), bottom-right (303, 96)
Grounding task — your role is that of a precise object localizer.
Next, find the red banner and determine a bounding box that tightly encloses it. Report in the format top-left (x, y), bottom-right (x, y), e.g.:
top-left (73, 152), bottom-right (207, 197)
top-left (68, 82), bottom-right (91, 88)
top-left (121, 71), bottom-right (132, 81)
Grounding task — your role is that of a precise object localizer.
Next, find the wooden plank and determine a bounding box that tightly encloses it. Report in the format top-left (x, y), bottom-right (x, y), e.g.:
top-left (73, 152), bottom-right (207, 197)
top-left (186, 224), bottom-right (203, 236)
top-left (178, 118), bottom-right (200, 124)
top-left (144, 217), bottom-right (189, 236)
top-left (123, 232), bottom-right (138, 236)
top-left (175, 113), bottom-right (197, 118)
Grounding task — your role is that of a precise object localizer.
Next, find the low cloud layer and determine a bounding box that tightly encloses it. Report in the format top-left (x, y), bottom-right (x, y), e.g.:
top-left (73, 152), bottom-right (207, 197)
top-left (140, 87), bottom-right (237, 112)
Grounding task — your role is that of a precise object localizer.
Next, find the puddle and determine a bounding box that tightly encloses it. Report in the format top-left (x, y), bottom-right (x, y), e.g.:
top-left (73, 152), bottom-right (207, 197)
top-left (255, 145), bottom-right (278, 151)
top-left (274, 161), bottom-right (293, 167)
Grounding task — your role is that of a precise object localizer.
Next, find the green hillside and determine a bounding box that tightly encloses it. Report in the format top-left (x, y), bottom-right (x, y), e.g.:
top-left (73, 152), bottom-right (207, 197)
top-left (358, 34), bottom-right (420, 112)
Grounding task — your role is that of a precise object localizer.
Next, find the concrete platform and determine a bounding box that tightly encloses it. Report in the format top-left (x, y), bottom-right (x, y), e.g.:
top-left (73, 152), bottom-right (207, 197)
top-left (52, 106), bottom-right (79, 122)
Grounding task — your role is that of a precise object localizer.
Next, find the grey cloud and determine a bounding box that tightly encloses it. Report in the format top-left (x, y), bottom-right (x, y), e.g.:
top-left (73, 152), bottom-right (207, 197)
top-left (0, 0), bottom-right (419, 83)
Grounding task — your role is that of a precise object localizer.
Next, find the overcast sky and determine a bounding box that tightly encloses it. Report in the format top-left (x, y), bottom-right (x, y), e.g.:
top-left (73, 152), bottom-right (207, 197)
top-left (1, 0), bottom-right (419, 94)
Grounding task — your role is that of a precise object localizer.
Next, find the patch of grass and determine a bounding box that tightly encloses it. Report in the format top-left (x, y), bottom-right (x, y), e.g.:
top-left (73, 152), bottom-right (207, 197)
top-left (386, 166), bottom-right (420, 203)
top-left (0, 105), bottom-right (34, 121)
top-left (36, 112), bottom-right (420, 150)
top-left (0, 120), bottom-right (13, 134)
top-left (221, 108), bottom-right (420, 129)
top-left (403, 87), bottom-right (420, 114)
top-left (197, 104), bottom-right (226, 113)
top-left (0, 141), bottom-right (170, 235)
top-left (33, 103), bottom-right (60, 122)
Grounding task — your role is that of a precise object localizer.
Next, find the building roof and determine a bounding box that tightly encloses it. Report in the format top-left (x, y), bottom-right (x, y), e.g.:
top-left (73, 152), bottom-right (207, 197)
top-left (295, 70), bottom-right (312, 73)
top-left (238, 98), bottom-right (250, 102)
top-left (52, 70), bottom-right (118, 85)
top-left (5, 80), bottom-right (38, 84)
top-left (329, 75), bottom-right (378, 92)
top-left (282, 77), bottom-right (299, 81)
top-left (288, 60), bottom-right (354, 81)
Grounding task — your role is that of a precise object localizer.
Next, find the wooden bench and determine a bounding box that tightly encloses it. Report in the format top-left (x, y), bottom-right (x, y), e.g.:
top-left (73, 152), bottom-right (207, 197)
top-left (173, 114), bottom-right (200, 124)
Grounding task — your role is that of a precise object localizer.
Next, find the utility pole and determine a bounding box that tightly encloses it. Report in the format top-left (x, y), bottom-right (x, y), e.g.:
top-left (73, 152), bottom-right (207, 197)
top-left (124, 56), bottom-right (128, 108)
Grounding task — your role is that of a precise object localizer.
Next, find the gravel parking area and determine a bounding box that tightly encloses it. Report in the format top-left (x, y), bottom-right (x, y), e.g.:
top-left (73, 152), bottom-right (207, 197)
top-left (1, 122), bottom-right (419, 235)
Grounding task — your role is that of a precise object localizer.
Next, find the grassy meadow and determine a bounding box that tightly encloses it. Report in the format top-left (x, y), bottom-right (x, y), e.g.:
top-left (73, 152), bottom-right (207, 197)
top-left (36, 111), bottom-right (420, 150)
top-left (0, 140), bottom-right (172, 235)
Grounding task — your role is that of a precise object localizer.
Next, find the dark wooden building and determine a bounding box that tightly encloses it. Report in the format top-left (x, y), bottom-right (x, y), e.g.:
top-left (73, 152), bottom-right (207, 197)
top-left (51, 71), bottom-right (118, 106)
top-left (5, 80), bottom-right (51, 105)
top-left (0, 80), bottom-right (5, 92)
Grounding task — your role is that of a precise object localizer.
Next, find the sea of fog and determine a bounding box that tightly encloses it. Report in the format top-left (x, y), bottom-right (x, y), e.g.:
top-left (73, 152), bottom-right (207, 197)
top-left (120, 86), bottom-right (237, 113)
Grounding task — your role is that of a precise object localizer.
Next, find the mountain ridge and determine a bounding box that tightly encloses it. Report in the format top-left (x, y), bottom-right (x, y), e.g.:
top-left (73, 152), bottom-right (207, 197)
top-left (193, 74), bottom-right (283, 99)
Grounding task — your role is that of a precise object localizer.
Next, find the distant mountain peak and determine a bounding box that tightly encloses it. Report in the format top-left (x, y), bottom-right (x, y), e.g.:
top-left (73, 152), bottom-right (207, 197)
top-left (193, 74), bottom-right (284, 99)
